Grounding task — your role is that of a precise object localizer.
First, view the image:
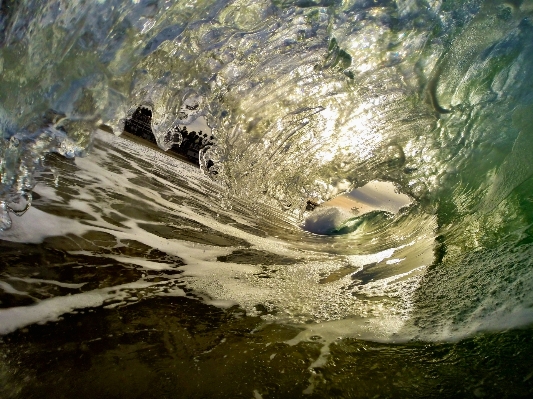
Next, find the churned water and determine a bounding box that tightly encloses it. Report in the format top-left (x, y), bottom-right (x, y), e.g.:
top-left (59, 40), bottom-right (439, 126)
top-left (1, 0), bottom-right (533, 397)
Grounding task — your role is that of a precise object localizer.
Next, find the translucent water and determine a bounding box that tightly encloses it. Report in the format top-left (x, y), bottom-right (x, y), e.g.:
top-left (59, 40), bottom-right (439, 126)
top-left (1, 0), bottom-right (533, 397)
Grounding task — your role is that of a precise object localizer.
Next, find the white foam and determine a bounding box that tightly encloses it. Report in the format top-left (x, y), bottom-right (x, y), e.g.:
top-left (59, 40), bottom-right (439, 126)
top-left (32, 182), bottom-right (63, 202)
top-left (0, 205), bottom-right (90, 244)
top-left (0, 281), bottom-right (29, 296)
top-left (69, 251), bottom-right (180, 271)
top-left (6, 276), bottom-right (87, 289)
top-left (346, 248), bottom-right (396, 267)
top-left (0, 279), bottom-right (176, 335)
top-left (205, 299), bottom-right (240, 309)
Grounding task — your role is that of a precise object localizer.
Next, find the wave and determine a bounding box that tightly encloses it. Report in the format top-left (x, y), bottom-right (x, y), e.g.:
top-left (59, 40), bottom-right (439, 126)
top-left (1, 0), bottom-right (533, 343)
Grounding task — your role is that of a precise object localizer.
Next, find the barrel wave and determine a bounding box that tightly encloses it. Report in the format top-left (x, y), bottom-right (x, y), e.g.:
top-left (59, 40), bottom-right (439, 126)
top-left (1, 0), bottom-right (533, 397)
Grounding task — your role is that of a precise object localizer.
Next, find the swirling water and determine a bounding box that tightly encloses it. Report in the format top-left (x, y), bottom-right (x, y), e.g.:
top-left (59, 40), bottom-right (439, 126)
top-left (1, 0), bottom-right (533, 397)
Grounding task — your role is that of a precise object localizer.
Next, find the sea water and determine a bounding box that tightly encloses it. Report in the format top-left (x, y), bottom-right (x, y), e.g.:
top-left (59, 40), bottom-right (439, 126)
top-left (1, 0), bottom-right (533, 397)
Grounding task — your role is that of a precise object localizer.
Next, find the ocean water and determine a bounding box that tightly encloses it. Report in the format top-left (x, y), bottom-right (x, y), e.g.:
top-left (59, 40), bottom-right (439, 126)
top-left (1, 0), bottom-right (533, 397)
